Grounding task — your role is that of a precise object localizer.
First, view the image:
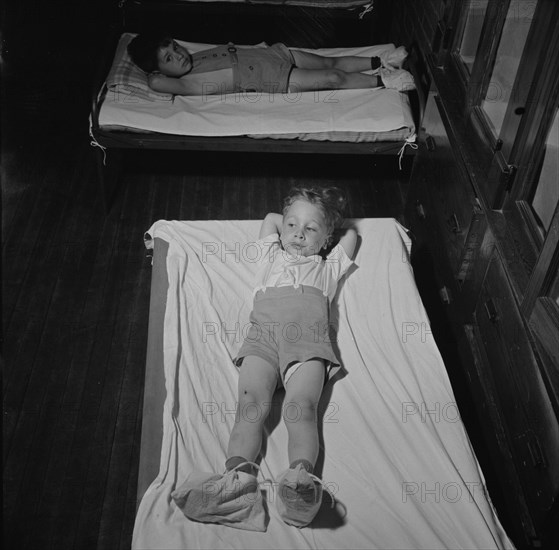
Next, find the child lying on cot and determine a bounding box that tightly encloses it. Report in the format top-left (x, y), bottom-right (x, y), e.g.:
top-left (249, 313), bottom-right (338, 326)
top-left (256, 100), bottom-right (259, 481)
top-left (128, 32), bottom-right (415, 96)
top-left (171, 186), bottom-right (357, 531)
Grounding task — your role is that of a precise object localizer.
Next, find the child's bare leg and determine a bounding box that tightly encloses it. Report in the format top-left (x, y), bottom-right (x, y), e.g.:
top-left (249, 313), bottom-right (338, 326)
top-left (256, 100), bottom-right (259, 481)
top-left (172, 354), bottom-right (275, 531)
top-left (290, 47), bottom-right (408, 74)
top-left (291, 49), bottom-right (372, 73)
top-left (289, 67), bottom-right (380, 92)
top-left (283, 359), bottom-right (326, 467)
top-left (227, 355), bottom-right (277, 465)
top-left (275, 359), bottom-right (326, 527)
top-left (288, 49), bottom-right (414, 92)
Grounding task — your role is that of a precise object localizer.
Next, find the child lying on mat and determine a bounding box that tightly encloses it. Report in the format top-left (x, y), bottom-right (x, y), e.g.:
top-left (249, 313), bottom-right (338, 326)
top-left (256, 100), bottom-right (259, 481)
top-left (171, 186), bottom-right (357, 532)
top-left (128, 32), bottom-right (415, 96)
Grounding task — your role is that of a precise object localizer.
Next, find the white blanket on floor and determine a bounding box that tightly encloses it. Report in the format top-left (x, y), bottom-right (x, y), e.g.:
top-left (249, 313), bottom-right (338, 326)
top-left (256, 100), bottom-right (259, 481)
top-left (134, 218), bottom-right (514, 550)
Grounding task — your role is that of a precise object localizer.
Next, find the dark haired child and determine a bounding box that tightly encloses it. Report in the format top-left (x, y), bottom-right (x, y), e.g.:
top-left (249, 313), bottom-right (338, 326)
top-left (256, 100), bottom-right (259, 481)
top-left (128, 32), bottom-right (414, 96)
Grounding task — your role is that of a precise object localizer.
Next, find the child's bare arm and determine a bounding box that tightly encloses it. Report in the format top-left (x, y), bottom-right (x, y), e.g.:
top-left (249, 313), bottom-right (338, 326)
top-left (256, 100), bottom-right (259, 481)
top-left (259, 213), bottom-right (283, 239)
top-left (148, 74), bottom-right (194, 95)
top-left (148, 69), bottom-right (234, 96)
top-left (338, 226), bottom-right (358, 259)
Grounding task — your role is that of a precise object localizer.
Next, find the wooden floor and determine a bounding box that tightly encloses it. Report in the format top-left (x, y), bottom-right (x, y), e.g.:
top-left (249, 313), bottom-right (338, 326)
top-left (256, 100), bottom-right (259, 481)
top-left (2, 112), bottom-right (414, 548)
top-left (1, 4), bottom-right (415, 548)
top-left (2, 2), bottom-right (513, 547)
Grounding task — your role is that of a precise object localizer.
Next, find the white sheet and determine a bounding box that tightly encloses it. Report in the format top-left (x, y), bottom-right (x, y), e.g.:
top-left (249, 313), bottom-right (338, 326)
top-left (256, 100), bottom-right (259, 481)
top-left (98, 42), bottom-right (415, 140)
top-left (135, 219), bottom-right (514, 550)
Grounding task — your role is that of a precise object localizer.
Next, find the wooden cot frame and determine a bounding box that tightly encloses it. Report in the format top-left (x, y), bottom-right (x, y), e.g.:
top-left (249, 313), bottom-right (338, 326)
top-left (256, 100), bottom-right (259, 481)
top-left (90, 0), bottom-right (428, 209)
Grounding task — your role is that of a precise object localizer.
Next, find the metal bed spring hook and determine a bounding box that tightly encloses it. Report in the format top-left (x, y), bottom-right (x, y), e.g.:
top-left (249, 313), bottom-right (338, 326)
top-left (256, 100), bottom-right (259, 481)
top-left (89, 117), bottom-right (107, 166)
top-left (358, 2), bottom-right (374, 19)
top-left (397, 134), bottom-right (418, 170)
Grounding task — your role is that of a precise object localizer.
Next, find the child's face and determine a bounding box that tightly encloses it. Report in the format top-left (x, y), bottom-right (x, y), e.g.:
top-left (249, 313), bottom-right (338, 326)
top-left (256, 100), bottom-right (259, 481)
top-left (281, 200), bottom-right (330, 257)
top-left (157, 40), bottom-right (192, 76)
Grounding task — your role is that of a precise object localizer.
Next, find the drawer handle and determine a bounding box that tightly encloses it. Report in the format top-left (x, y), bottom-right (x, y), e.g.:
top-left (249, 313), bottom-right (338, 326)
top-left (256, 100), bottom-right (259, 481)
top-left (448, 213), bottom-right (461, 233)
top-left (527, 436), bottom-right (547, 468)
top-left (426, 135), bottom-right (436, 152)
top-left (439, 286), bottom-right (452, 304)
top-left (415, 201), bottom-right (426, 220)
top-left (484, 298), bottom-right (499, 322)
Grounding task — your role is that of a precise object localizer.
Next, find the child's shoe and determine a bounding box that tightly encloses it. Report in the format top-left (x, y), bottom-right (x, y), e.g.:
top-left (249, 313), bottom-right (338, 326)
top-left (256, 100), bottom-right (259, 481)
top-left (276, 464), bottom-right (324, 528)
top-left (380, 46), bottom-right (409, 70)
top-left (379, 68), bottom-right (416, 92)
top-left (171, 462), bottom-right (267, 532)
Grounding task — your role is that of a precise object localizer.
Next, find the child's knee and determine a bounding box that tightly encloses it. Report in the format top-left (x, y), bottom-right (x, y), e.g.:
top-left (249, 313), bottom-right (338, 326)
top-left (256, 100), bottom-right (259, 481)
top-left (238, 390), bottom-right (272, 422)
top-left (323, 69), bottom-right (346, 89)
top-left (283, 398), bottom-right (318, 424)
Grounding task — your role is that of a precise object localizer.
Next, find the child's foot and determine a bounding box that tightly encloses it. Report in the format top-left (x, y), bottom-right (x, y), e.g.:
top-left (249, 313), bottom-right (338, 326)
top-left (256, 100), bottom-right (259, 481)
top-left (276, 464), bottom-right (324, 528)
top-left (380, 46), bottom-right (408, 71)
top-left (171, 463), bottom-right (267, 532)
top-left (379, 67), bottom-right (416, 92)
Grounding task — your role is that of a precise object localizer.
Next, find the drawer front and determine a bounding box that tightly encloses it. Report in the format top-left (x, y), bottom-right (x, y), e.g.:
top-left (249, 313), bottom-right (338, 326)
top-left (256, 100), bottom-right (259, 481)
top-left (408, 92), bottom-right (480, 282)
top-left (474, 251), bottom-right (559, 520)
top-left (463, 324), bottom-right (536, 544)
top-left (424, 95), bottom-right (477, 274)
top-left (406, 169), bottom-right (464, 336)
top-left (407, 155), bottom-right (482, 324)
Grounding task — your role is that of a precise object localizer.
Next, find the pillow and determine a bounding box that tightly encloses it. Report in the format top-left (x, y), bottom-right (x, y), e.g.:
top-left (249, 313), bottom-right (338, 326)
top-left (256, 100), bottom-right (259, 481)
top-left (105, 33), bottom-right (173, 103)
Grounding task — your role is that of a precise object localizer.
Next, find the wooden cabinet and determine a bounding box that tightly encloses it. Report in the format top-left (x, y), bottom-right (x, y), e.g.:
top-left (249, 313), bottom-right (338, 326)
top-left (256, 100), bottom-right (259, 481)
top-left (406, 88), bottom-right (486, 326)
top-left (405, 69), bottom-right (559, 549)
top-left (422, 95), bottom-right (474, 271)
top-left (397, 0), bottom-right (559, 546)
top-left (471, 243), bottom-right (559, 527)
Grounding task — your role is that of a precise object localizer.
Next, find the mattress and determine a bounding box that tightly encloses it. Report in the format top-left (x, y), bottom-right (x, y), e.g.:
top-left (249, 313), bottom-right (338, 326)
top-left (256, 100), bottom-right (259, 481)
top-left (129, 0), bottom-right (373, 8)
top-left (133, 218), bottom-right (514, 550)
top-left (97, 37), bottom-right (416, 143)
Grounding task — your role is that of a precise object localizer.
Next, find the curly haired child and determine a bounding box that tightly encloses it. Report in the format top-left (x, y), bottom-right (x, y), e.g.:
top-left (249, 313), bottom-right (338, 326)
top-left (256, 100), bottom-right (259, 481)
top-left (171, 186), bottom-right (357, 531)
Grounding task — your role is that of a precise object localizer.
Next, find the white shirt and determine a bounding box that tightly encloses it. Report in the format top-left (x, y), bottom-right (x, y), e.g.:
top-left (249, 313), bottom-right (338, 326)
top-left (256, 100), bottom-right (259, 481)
top-left (253, 233), bottom-right (354, 300)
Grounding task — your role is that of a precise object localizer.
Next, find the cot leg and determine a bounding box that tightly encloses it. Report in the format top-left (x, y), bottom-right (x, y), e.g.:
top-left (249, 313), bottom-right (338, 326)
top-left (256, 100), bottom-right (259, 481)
top-left (96, 148), bottom-right (124, 213)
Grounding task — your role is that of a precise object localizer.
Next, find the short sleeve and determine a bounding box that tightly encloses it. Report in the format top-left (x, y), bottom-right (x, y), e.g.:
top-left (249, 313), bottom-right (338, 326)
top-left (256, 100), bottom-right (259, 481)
top-left (259, 233), bottom-right (280, 245)
top-left (325, 243), bottom-right (354, 282)
top-left (256, 232), bottom-right (280, 265)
